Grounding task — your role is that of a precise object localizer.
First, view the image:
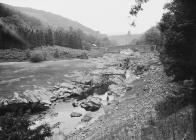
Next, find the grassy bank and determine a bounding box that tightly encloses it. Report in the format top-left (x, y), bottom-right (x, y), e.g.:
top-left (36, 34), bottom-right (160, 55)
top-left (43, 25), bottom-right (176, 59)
top-left (0, 46), bottom-right (107, 62)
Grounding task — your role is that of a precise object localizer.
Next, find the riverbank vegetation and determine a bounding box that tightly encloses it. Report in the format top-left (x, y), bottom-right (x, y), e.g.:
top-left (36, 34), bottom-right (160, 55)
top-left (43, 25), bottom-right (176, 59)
top-left (129, 0), bottom-right (196, 139)
top-left (0, 102), bottom-right (52, 140)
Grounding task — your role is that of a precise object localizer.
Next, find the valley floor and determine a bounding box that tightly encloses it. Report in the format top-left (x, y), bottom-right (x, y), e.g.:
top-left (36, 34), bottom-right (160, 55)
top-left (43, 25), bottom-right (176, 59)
top-left (0, 46), bottom-right (193, 140)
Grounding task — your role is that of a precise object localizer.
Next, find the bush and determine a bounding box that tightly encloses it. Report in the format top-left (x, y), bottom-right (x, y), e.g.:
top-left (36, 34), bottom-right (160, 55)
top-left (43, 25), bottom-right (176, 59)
top-left (30, 50), bottom-right (45, 63)
top-left (0, 113), bottom-right (51, 140)
top-left (77, 52), bottom-right (88, 59)
top-left (0, 102), bottom-right (49, 116)
top-left (155, 95), bottom-right (189, 119)
top-left (53, 49), bottom-right (60, 58)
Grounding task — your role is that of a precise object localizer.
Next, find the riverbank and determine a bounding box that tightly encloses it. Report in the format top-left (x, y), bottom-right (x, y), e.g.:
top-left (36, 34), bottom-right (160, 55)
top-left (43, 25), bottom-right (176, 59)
top-left (66, 50), bottom-right (193, 140)
top-left (0, 45), bottom-right (107, 62)
top-left (0, 47), bottom-right (152, 137)
top-left (1, 46), bottom-right (192, 140)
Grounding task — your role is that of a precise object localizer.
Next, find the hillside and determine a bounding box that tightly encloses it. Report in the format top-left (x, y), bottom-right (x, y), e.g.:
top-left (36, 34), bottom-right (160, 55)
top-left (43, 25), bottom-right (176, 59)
top-left (0, 3), bottom-right (113, 51)
top-left (109, 34), bottom-right (142, 46)
top-left (0, 3), bottom-right (100, 36)
top-left (14, 6), bottom-right (100, 36)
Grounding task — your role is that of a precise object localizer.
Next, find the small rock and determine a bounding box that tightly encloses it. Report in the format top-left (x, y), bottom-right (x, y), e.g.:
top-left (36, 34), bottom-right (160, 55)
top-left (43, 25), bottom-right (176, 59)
top-left (81, 114), bottom-right (92, 122)
top-left (134, 64), bottom-right (149, 75)
top-left (72, 100), bottom-right (79, 107)
top-left (115, 106), bottom-right (118, 110)
top-left (126, 86), bottom-right (133, 91)
top-left (70, 112), bottom-right (82, 117)
top-left (50, 96), bottom-right (57, 102)
top-left (40, 100), bottom-right (51, 106)
top-left (25, 109), bottom-right (32, 114)
top-left (183, 79), bottom-right (194, 87)
top-left (106, 91), bottom-right (112, 96)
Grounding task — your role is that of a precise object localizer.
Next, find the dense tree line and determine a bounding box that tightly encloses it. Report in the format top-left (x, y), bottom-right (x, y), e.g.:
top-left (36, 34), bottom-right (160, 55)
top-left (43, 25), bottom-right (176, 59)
top-left (159, 1), bottom-right (196, 136)
top-left (131, 0), bottom-right (196, 136)
top-left (0, 24), bottom-right (83, 50)
top-left (132, 26), bottom-right (163, 48)
top-left (159, 1), bottom-right (196, 81)
top-left (0, 23), bottom-right (113, 50)
top-left (0, 3), bottom-right (113, 50)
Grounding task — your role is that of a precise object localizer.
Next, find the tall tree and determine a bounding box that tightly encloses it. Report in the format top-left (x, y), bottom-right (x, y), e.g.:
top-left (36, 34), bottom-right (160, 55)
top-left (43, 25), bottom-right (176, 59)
top-left (130, 0), bottom-right (196, 137)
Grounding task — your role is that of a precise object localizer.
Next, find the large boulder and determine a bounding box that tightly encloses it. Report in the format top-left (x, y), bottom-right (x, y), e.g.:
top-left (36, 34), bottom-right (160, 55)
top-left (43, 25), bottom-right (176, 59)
top-left (80, 97), bottom-right (102, 111)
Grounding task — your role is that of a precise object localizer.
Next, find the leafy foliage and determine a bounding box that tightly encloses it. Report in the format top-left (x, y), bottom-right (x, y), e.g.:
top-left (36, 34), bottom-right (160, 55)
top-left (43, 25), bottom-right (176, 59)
top-left (0, 113), bottom-right (51, 140)
top-left (0, 3), bottom-right (113, 50)
top-left (159, 0), bottom-right (196, 81)
top-left (30, 50), bottom-right (46, 63)
top-left (130, 0), bottom-right (149, 16)
top-left (133, 26), bottom-right (163, 49)
top-left (130, 0), bottom-right (196, 136)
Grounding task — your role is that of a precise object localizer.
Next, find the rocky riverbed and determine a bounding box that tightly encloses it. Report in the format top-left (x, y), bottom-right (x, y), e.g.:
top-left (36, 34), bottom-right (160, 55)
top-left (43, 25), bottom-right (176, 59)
top-left (0, 48), bottom-right (161, 139)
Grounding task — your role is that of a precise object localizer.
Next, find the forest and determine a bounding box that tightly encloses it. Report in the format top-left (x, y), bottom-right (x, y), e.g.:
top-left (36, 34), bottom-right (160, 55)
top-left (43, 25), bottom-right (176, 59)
top-left (131, 0), bottom-right (196, 138)
top-left (0, 3), bottom-right (112, 51)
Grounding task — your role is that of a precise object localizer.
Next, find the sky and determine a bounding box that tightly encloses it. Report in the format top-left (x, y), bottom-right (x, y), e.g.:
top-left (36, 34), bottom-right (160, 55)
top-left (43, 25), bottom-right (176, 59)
top-left (0, 0), bottom-right (169, 35)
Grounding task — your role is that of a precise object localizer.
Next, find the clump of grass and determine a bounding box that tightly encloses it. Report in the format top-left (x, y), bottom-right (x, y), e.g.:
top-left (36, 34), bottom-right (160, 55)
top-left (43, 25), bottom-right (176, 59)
top-left (30, 50), bottom-right (46, 63)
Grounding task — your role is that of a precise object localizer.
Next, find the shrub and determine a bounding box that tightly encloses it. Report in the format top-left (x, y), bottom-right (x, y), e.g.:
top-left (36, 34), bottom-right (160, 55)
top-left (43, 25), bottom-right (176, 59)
top-left (0, 102), bottom-right (49, 116)
top-left (30, 50), bottom-right (45, 63)
top-left (0, 113), bottom-right (51, 140)
top-left (77, 52), bottom-right (88, 59)
top-left (53, 49), bottom-right (60, 58)
top-left (155, 95), bottom-right (189, 119)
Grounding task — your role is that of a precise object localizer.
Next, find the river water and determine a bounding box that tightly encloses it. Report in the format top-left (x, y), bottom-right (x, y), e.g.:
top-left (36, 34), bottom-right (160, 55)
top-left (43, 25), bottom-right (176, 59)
top-left (0, 59), bottom-right (97, 98)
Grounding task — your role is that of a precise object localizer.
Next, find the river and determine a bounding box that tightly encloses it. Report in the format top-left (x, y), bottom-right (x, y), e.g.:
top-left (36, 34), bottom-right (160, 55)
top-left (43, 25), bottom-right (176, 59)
top-left (0, 59), bottom-right (97, 98)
